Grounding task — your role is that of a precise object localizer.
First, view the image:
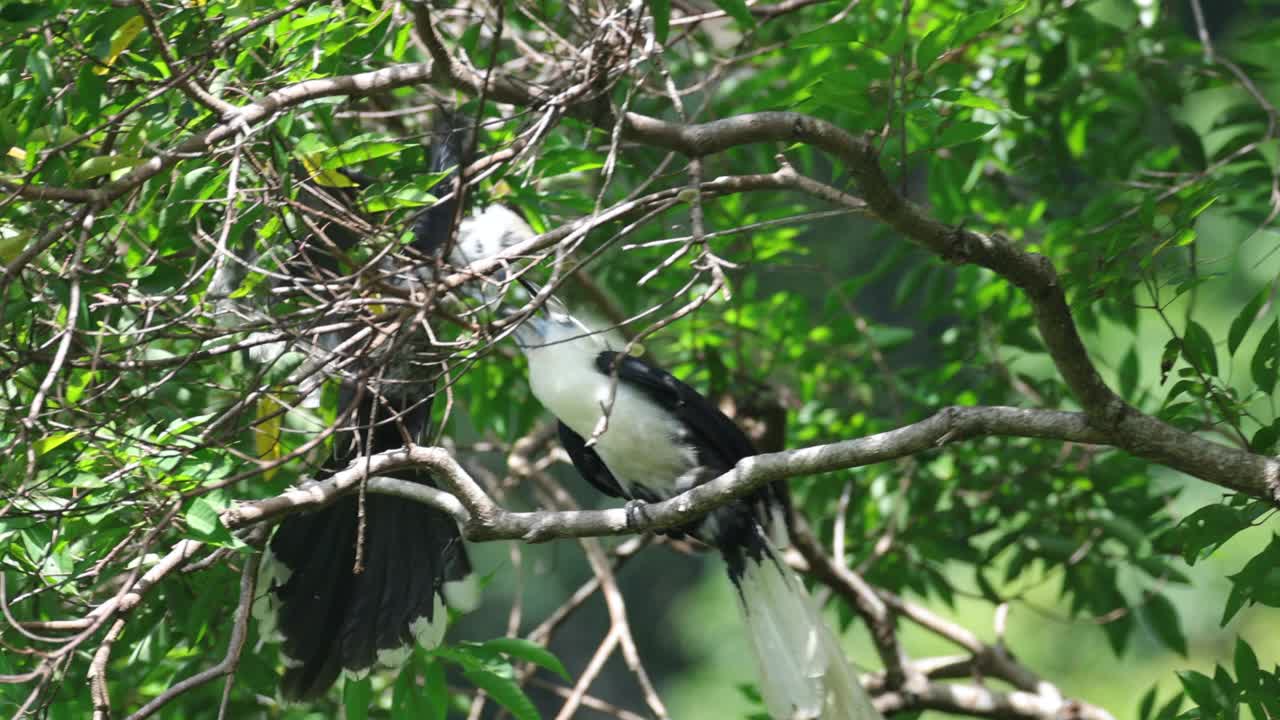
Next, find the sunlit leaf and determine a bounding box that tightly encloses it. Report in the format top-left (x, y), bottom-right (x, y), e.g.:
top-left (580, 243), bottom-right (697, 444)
top-left (93, 16), bottom-right (145, 76)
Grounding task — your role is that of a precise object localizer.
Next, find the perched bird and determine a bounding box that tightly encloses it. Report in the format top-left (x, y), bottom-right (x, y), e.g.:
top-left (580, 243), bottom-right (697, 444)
top-left (512, 301), bottom-right (882, 720)
top-left (250, 120), bottom-right (477, 700)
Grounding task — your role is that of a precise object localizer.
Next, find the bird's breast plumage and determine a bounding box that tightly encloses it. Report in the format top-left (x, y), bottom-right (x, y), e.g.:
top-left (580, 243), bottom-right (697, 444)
top-left (526, 344), bottom-right (697, 496)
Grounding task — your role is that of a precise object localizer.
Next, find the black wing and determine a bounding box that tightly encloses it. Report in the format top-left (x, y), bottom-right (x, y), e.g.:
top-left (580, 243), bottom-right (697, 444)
top-left (595, 351), bottom-right (757, 472)
top-left (557, 421), bottom-right (670, 503)
top-left (557, 421), bottom-right (628, 500)
top-left (411, 113), bottom-right (467, 258)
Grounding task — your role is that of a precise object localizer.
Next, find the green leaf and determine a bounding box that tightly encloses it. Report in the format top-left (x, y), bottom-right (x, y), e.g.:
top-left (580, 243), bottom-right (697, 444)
top-left (1228, 287), bottom-right (1269, 355)
top-left (1251, 320), bottom-right (1279, 393)
top-left (933, 121), bottom-right (996, 149)
top-left (343, 675), bottom-right (373, 720)
top-left (1158, 504), bottom-right (1251, 564)
top-left (392, 657), bottom-right (430, 720)
top-left (1212, 666), bottom-right (1240, 719)
top-left (1142, 594), bottom-right (1187, 656)
top-left (364, 189), bottom-right (441, 213)
top-left (479, 638), bottom-right (569, 681)
top-left (299, 153), bottom-right (358, 187)
top-left (34, 430), bottom-right (79, 456)
top-left (95, 15), bottom-right (145, 76)
top-left (791, 23), bottom-right (861, 47)
top-left (462, 668), bottom-right (540, 720)
top-left (1133, 556), bottom-right (1190, 585)
top-left (710, 0), bottom-right (754, 29)
top-left (1173, 122), bottom-right (1207, 171)
top-left (1181, 320), bottom-right (1218, 375)
top-left (1235, 636), bottom-right (1260, 690)
top-left (424, 658), bottom-right (448, 720)
top-left (1222, 533), bottom-right (1280, 625)
top-left (1251, 420), bottom-right (1280, 454)
top-left (185, 491), bottom-right (240, 548)
top-left (1160, 337), bottom-right (1181, 383)
top-left (1119, 345), bottom-right (1139, 399)
top-left (973, 568), bottom-right (1002, 604)
top-left (1178, 670), bottom-right (1223, 711)
top-left (1006, 60), bottom-right (1028, 115)
top-left (1138, 686), bottom-right (1158, 720)
top-left (933, 88), bottom-right (1006, 115)
top-left (321, 141), bottom-right (412, 169)
top-left (1038, 39), bottom-right (1069, 86)
top-left (185, 496), bottom-right (222, 536)
top-left (1154, 692), bottom-right (1183, 720)
top-left (916, 25), bottom-right (947, 71)
top-left (72, 154), bottom-right (137, 181)
top-left (649, 0), bottom-right (669, 42)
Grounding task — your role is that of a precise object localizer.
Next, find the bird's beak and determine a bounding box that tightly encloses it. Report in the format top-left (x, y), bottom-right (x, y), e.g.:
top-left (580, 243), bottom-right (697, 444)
top-left (506, 279), bottom-right (575, 350)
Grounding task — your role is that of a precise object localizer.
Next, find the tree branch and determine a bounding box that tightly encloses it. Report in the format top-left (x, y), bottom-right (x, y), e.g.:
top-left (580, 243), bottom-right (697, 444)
top-left (223, 405), bottom-right (1109, 540)
top-left (874, 682), bottom-right (1114, 720)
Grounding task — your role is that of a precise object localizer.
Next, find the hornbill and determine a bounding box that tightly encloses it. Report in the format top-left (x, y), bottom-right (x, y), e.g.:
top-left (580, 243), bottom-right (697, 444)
top-left (249, 124), bottom-right (477, 700)
top-left (510, 300), bottom-right (883, 720)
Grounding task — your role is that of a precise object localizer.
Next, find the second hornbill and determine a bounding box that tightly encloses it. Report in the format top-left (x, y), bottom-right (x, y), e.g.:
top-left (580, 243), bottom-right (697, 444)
top-left (250, 122), bottom-right (477, 700)
top-left (511, 300), bottom-right (883, 720)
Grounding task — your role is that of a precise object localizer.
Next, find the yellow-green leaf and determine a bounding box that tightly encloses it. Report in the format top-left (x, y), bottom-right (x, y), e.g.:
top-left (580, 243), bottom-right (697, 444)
top-left (35, 431), bottom-right (79, 456)
top-left (72, 155), bottom-right (137, 181)
top-left (299, 153), bottom-right (357, 188)
top-left (93, 16), bottom-right (146, 76)
top-left (0, 228), bottom-right (31, 263)
top-left (255, 393), bottom-right (286, 478)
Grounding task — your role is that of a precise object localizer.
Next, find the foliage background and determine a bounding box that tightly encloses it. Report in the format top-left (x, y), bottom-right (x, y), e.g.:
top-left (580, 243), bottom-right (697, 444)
top-left (1, 0), bottom-right (1279, 719)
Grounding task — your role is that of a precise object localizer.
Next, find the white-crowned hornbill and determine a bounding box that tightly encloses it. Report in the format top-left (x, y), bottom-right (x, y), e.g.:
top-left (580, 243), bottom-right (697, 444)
top-left (510, 300), bottom-right (882, 720)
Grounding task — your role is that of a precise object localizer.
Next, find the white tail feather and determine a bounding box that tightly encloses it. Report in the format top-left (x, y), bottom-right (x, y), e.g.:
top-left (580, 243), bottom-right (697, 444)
top-left (734, 546), bottom-right (882, 720)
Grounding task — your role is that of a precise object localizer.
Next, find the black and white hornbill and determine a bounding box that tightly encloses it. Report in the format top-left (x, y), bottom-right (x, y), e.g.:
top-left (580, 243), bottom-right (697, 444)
top-left (510, 302), bottom-right (882, 720)
top-left (250, 124), bottom-right (478, 700)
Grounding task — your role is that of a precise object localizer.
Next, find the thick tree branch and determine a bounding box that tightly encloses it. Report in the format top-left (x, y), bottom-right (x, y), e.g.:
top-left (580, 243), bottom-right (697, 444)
top-left (219, 406), bottom-right (1123, 718)
top-left (11, 11), bottom-right (1273, 503)
top-left (222, 405), bottom-right (1108, 540)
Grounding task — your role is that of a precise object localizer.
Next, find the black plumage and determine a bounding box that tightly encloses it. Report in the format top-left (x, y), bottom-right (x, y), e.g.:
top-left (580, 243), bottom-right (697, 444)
top-left (254, 117), bottom-right (475, 701)
top-left (411, 114), bottom-right (467, 260)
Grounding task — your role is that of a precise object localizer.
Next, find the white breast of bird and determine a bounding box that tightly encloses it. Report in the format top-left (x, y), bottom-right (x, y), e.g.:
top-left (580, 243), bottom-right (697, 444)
top-left (526, 340), bottom-right (698, 497)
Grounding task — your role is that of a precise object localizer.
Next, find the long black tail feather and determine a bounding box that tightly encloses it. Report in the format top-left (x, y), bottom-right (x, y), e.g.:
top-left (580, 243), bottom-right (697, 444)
top-left (263, 487), bottom-right (471, 700)
top-left (411, 112), bottom-right (469, 258)
top-left (255, 385), bottom-right (472, 700)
